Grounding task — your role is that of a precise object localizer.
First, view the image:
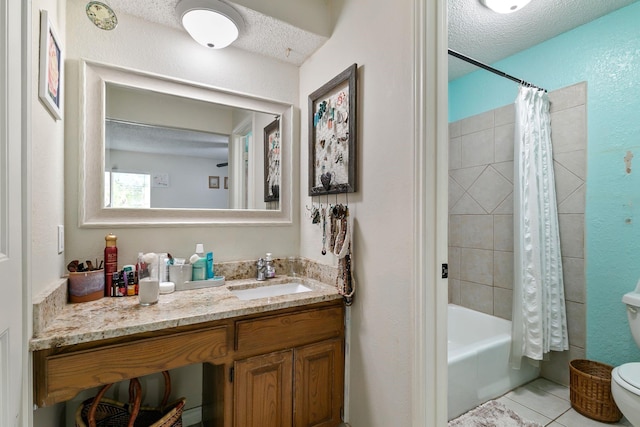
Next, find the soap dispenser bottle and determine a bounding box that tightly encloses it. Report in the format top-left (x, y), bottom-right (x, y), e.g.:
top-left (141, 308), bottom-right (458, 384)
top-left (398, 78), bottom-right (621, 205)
top-left (191, 244), bottom-right (206, 281)
top-left (265, 253), bottom-right (276, 279)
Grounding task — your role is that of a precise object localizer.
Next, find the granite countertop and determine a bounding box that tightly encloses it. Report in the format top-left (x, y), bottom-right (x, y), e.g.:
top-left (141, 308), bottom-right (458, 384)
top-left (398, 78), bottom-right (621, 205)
top-left (30, 275), bottom-right (341, 352)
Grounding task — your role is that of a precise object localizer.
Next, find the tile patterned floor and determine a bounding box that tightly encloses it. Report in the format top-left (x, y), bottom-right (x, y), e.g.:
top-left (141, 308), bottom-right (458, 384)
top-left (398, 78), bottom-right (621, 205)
top-left (495, 378), bottom-right (632, 426)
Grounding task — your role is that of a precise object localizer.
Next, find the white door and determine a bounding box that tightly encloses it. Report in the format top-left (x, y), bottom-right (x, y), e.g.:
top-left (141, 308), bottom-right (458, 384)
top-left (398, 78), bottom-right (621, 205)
top-left (0, 1), bottom-right (24, 426)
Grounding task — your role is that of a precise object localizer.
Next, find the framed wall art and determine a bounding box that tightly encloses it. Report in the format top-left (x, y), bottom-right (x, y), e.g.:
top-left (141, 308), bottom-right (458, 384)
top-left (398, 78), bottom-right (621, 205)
top-left (308, 63), bottom-right (357, 196)
top-left (39, 10), bottom-right (63, 120)
top-left (152, 172), bottom-right (169, 188)
top-left (208, 176), bottom-right (220, 189)
top-left (264, 118), bottom-right (280, 202)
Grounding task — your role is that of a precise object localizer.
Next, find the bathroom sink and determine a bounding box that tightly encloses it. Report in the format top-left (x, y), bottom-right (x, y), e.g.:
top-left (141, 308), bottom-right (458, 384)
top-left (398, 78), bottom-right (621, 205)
top-left (230, 282), bottom-right (312, 301)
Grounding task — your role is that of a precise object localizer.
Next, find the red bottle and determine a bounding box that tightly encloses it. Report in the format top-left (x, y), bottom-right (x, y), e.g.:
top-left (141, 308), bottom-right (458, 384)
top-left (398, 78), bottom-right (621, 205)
top-left (104, 233), bottom-right (118, 297)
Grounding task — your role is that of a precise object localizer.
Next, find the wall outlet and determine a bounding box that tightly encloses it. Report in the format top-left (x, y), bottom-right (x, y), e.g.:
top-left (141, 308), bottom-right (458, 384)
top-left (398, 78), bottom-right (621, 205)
top-left (57, 225), bottom-right (64, 254)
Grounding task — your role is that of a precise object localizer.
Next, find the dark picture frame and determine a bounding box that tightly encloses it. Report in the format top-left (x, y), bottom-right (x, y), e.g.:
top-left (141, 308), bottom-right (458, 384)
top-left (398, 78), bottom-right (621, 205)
top-left (208, 176), bottom-right (220, 189)
top-left (308, 63), bottom-right (357, 196)
top-left (264, 118), bottom-right (280, 202)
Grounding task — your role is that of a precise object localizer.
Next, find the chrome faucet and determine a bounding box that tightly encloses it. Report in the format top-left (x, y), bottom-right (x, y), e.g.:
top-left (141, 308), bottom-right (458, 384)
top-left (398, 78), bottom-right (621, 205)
top-left (256, 258), bottom-right (267, 281)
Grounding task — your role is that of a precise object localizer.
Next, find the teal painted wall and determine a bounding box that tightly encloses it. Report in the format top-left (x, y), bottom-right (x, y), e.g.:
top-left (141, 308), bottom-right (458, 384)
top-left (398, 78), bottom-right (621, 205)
top-left (449, 2), bottom-right (640, 367)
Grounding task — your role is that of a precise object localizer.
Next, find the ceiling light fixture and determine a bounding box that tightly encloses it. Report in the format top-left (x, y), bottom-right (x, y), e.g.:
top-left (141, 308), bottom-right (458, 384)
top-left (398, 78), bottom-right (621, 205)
top-left (480, 0), bottom-right (532, 14)
top-left (176, 0), bottom-right (244, 49)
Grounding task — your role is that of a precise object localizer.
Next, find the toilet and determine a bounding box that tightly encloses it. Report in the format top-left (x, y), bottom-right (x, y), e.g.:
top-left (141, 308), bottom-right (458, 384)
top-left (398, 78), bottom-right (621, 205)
top-left (612, 284), bottom-right (640, 426)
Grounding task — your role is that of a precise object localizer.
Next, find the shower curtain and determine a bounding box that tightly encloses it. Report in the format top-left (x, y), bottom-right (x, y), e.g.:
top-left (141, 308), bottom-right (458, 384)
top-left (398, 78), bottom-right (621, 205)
top-left (511, 86), bottom-right (569, 369)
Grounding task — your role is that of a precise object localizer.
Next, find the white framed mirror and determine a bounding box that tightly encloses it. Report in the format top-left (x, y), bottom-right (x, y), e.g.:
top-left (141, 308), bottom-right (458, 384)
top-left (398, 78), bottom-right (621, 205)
top-left (79, 59), bottom-right (294, 227)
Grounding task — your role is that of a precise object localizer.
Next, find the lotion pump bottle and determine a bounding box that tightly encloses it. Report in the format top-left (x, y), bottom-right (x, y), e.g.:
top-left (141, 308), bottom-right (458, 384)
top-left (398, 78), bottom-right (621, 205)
top-left (191, 243), bottom-right (206, 281)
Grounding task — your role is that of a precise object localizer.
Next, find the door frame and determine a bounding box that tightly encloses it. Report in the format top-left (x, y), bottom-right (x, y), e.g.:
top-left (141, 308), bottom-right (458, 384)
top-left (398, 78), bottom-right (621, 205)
top-left (412, 0), bottom-right (449, 426)
top-left (22, 0), bottom-right (34, 425)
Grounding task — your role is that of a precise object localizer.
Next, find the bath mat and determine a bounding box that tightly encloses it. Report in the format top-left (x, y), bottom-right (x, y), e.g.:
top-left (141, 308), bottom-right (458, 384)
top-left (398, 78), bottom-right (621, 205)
top-left (448, 400), bottom-right (543, 427)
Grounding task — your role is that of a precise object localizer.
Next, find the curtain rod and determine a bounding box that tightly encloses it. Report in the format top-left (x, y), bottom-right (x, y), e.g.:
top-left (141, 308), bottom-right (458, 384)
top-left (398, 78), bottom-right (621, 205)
top-left (448, 48), bottom-right (546, 92)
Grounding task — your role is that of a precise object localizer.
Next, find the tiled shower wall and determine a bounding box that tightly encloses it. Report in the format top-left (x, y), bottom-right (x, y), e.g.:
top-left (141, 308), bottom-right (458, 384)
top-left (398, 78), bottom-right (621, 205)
top-left (448, 82), bottom-right (587, 384)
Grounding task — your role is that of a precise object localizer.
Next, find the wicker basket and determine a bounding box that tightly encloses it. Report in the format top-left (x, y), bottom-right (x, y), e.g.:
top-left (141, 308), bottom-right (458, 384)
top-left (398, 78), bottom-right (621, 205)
top-left (569, 359), bottom-right (622, 423)
top-left (75, 371), bottom-right (185, 427)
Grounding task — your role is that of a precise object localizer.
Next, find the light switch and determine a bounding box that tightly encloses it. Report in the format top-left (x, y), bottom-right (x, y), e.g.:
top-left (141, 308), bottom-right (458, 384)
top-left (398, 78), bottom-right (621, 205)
top-left (57, 225), bottom-right (64, 254)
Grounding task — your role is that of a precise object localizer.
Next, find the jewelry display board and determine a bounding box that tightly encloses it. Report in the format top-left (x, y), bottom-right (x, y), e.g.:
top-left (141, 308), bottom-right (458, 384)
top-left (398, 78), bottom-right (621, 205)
top-left (264, 118), bottom-right (280, 202)
top-left (308, 64), bottom-right (357, 195)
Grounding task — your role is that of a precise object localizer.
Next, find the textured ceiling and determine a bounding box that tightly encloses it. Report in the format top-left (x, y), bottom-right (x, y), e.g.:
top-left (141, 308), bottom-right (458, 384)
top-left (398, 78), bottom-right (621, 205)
top-left (448, 0), bottom-right (638, 80)
top-left (101, 1), bottom-right (638, 77)
top-left (103, 0), bottom-right (328, 65)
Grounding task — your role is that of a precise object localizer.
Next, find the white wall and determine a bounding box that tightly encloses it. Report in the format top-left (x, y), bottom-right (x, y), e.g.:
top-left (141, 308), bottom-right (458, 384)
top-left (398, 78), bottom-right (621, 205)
top-left (64, 0), bottom-right (300, 267)
top-left (108, 150), bottom-right (229, 209)
top-left (30, 0), bottom-right (67, 297)
top-left (30, 1), bottom-right (69, 424)
top-left (299, 0), bottom-right (415, 425)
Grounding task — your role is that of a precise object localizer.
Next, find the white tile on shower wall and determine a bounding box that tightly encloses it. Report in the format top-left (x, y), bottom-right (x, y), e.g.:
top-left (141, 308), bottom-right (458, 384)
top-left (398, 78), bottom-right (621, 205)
top-left (559, 214), bottom-right (585, 258)
top-left (460, 110), bottom-right (494, 135)
top-left (468, 166), bottom-right (512, 213)
top-left (449, 279), bottom-right (461, 305)
top-left (449, 176), bottom-right (465, 209)
top-left (548, 82), bottom-right (586, 113)
top-left (450, 136), bottom-right (462, 170)
top-left (563, 257), bottom-right (585, 303)
top-left (449, 246), bottom-right (461, 280)
top-left (460, 280), bottom-right (493, 314)
top-left (449, 215), bottom-right (462, 247)
top-left (541, 345), bottom-right (586, 386)
top-left (566, 300), bottom-right (586, 349)
top-left (494, 287), bottom-right (513, 320)
top-left (494, 104), bottom-right (515, 127)
top-left (492, 192), bottom-right (514, 215)
top-left (494, 215), bottom-right (513, 252)
top-left (493, 161), bottom-right (514, 184)
top-left (550, 105), bottom-right (587, 154)
top-left (558, 184), bottom-right (586, 214)
top-left (461, 129), bottom-right (494, 168)
top-left (460, 248), bottom-right (494, 286)
top-left (450, 193), bottom-right (486, 215)
top-left (493, 250), bottom-right (514, 290)
top-left (494, 123), bottom-right (515, 163)
top-left (553, 160), bottom-right (584, 206)
top-left (554, 149), bottom-right (586, 181)
top-left (451, 215), bottom-right (493, 250)
top-left (449, 120), bottom-right (462, 138)
top-left (450, 165), bottom-right (486, 190)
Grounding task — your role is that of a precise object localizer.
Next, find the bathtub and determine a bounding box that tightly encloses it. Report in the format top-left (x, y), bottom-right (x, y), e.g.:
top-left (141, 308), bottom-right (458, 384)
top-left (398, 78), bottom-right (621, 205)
top-left (447, 304), bottom-right (539, 420)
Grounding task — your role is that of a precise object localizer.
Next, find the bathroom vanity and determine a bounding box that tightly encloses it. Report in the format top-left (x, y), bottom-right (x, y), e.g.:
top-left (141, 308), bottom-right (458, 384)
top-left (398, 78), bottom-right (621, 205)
top-left (31, 276), bottom-right (345, 427)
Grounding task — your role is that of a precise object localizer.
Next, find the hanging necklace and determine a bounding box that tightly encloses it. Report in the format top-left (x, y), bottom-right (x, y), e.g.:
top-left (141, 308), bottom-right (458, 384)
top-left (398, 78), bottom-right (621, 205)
top-left (321, 205), bottom-right (327, 255)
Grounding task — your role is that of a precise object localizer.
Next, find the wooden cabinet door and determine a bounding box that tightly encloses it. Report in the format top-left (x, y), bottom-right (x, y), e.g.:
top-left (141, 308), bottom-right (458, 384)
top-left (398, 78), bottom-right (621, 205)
top-left (294, 339), bottom-right (344, 427)
top-left (234, 350), bottom-right (293, 427)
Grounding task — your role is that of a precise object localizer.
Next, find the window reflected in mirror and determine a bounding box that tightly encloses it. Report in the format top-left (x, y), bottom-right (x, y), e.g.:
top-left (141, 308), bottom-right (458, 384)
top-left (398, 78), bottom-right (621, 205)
top-left (104, 83), bottom-right (280, 210)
